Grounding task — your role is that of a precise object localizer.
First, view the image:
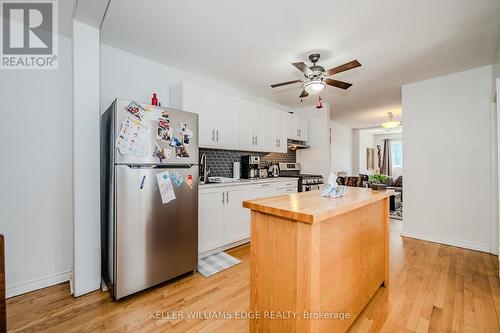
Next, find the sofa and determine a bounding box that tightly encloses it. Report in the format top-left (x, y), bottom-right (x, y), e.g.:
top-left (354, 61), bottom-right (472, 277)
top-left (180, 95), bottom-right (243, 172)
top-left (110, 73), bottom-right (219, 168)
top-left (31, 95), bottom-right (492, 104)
top-left (337, 175), bottom-right (403, 201)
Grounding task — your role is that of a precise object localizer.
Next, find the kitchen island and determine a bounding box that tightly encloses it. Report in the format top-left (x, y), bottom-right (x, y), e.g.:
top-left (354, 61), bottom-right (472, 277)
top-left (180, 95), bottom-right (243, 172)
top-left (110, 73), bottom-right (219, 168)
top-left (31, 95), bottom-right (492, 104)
top-left (242, 187), bottom-right (393, 333)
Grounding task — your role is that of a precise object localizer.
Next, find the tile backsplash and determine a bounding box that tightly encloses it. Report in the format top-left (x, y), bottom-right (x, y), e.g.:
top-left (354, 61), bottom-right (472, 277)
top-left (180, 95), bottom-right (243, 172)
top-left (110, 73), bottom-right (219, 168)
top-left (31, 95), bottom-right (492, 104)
top-left (199, 148), bottom-right (296, 178)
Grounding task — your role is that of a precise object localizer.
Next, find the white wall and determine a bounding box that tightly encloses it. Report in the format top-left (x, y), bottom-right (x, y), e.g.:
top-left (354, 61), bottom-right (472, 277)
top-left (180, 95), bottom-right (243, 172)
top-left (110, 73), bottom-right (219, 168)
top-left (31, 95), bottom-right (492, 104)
top-left (73, 20), bottom-right (101, 297)
top-left (100, 44), bottom-right (290, 114)
top-left (295, 104), bottom-right (331, 180)
top-left (402, 65), bottom-right (496, 253)
top-left (352, 129), bottom-right (375, 175)
top-left (0, 36), bottom-right (74, 297)
top-left (330, 122), bottom-right (353, 175)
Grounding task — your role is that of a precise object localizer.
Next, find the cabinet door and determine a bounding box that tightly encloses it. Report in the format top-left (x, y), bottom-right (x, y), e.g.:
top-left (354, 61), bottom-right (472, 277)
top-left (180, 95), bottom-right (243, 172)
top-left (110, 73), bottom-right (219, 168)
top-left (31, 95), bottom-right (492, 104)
top-left (212, 94), bottom-right (239, 149)
top-left (252, 104), bottom-right (264, 150)
top-left (287, 114), bottom-right (298, 140)
top-left (198, 189), bottom-right (225, 253)
top-left (224, 187), bottom-right (251, 243)
top-left (183, 84), bottom-right (214, 147)
top-left (298, 116), bottom-right (309, 141)
top-left (239, 101), bottom-right (256, 149)
top-left (274, 111), bottom-right (288, 153)
top-left (261, 106), bottom-right (276, 152)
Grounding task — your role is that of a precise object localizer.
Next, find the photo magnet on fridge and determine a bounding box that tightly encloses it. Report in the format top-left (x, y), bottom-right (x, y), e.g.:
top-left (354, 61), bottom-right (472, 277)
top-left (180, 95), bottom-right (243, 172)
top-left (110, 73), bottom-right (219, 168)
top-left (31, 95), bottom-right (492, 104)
top-left (156, 171), bottom-right (176, 204)
top-left (125, 101), bottom-right (146, 121)
top-left (170, 172), bottom-right (184, 188)
top-left (185, 175), bottom-right (193, 189)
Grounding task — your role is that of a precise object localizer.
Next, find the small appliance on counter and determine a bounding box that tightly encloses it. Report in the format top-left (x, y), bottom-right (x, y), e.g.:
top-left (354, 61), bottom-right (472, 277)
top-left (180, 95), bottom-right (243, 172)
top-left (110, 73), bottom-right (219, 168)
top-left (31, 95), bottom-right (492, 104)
top-left (241, 155), bottom-right (260, 179)
top-left (268, 164), bottom-right (280, 178)
top-left (258, 168), bottom-right (268, 179)
top-left (232, 162), bottom-right (240, 180)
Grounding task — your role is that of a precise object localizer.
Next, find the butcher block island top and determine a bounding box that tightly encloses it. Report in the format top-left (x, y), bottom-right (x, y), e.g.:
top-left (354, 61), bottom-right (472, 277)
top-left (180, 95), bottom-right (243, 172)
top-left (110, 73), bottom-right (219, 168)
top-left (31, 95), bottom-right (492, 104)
top-left (242, 187), bottom-right (393, 224)
top-left (242, 187), bottom-right (393, 333)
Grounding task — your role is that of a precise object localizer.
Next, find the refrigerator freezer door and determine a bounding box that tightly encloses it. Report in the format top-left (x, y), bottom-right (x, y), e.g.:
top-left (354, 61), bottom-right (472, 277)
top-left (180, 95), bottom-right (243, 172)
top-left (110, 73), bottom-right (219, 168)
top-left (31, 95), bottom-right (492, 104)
top-left (114, 165), bottom-right (198, 299)
top-left (114, 99), bottom-right (199, 165)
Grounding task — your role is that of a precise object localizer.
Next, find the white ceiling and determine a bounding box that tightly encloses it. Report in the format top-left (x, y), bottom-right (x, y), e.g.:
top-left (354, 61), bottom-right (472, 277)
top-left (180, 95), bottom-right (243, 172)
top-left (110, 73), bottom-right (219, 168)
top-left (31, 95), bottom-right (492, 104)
top-left (101, 0), bottom-right (500, 128)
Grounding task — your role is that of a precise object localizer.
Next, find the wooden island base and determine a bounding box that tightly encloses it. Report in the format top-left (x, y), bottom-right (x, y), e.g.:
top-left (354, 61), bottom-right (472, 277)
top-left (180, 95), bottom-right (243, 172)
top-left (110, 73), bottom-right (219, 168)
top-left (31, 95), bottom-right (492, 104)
top-left (244, 188), bottom-right (391, 333)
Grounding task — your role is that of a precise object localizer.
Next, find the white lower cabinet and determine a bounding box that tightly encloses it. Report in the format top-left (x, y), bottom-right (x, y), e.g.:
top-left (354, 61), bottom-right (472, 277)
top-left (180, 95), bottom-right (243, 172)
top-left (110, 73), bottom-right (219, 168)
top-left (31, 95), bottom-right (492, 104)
top-left (224, 187), bottom-right (251, 243)
top-left (198, 188), bottom-right (225, 253)
top-left (198, 180), bottom-right (298, 257)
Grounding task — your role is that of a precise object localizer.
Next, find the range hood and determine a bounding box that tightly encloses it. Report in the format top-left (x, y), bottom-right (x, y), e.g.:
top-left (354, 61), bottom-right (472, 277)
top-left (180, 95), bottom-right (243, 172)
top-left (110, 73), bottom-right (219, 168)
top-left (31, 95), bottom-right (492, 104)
top-left (287, 139), bottom-right (310, 150)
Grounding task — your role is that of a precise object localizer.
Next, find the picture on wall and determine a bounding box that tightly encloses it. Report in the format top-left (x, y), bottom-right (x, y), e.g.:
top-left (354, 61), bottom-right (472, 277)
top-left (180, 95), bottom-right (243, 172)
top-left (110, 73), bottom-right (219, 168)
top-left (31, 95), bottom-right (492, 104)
top-left (367, 148), bottom-right (375, 170)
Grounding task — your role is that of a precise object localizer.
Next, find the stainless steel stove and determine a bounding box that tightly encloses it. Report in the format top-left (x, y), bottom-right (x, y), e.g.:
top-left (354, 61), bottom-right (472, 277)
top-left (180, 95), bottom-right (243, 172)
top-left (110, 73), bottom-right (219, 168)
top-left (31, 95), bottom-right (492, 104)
top-left (278, 163), bottom-right (324, 192)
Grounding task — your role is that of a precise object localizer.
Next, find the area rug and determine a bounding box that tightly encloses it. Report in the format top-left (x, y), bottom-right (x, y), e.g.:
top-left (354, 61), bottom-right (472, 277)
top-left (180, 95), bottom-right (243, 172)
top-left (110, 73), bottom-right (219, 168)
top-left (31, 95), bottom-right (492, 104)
top-left (197, 252), bottom-right (241, 277)
top-left (390, 207), bottom-right (403, 220)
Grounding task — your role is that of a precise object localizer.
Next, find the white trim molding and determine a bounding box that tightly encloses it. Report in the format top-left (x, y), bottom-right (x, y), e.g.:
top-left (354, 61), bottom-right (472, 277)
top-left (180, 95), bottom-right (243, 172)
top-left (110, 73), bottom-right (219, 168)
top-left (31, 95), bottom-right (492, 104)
top-left (401, 231), bottom-right (490, 253)
top-left (6, 270), bottom-right (72, 298)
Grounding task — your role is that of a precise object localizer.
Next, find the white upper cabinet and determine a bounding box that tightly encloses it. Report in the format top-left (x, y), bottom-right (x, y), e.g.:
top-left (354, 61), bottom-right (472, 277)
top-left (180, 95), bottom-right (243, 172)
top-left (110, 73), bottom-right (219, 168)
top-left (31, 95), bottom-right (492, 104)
top-left (171, 82), bottom-right (293, 152)
top-left (260, 107), bottom-right (288, 153)
top-left (211, 93), bottom-right (239, 149)
top-left (273, 110), bottom-right (289, 153)
top-left (288, 113), bottom-right (309, 141)
top-left (238, 101), bottom-right (265, 151)
top-left (170, 83), bottom-right (213, 146)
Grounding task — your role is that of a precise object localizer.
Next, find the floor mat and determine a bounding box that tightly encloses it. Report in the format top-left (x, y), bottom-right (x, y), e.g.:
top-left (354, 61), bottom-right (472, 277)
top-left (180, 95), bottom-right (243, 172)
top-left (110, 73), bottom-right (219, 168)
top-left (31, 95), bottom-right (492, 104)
top-left (197, 252), bottom-right (241, 277)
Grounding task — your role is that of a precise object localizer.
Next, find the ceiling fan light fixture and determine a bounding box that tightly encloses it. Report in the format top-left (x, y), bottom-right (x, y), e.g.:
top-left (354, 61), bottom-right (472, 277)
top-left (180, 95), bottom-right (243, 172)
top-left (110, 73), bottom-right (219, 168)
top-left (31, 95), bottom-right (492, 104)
top-left (304, 80), bottom-right (325, 94)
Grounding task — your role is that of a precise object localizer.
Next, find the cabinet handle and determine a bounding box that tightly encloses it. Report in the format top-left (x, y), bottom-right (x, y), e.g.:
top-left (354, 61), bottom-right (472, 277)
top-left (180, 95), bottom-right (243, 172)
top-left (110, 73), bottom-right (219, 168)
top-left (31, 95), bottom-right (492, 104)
top-left (261, 184), bottom-right (270, 187)
top-left (216, 130), bottom-right (219, 142)
top-left (255, 136), bottom-right (258, 145)
top-left (226, 191), bottom-right (229, 204)
top-left (222, 191), bottom-right (225, 204)
top-left (212, 129), bottom-right (215, 141)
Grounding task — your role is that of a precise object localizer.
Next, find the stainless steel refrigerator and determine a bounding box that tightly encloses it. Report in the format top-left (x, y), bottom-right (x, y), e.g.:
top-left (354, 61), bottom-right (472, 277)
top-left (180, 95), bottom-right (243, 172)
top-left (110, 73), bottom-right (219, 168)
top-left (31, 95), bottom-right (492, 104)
top-left (100, 99), bottom-right (198, 300)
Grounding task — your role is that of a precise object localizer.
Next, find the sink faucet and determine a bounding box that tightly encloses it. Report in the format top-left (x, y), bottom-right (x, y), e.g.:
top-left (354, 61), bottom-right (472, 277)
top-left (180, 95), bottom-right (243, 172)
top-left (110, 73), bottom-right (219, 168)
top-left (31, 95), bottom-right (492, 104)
top-left (200, 154), bottom-right (210, 184)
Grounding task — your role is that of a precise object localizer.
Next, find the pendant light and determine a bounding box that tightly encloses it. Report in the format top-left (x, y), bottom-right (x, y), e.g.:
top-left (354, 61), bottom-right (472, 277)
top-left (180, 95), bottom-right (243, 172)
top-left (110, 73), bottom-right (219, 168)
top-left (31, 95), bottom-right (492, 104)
top-left (381, 112), bottom-right (400, 129)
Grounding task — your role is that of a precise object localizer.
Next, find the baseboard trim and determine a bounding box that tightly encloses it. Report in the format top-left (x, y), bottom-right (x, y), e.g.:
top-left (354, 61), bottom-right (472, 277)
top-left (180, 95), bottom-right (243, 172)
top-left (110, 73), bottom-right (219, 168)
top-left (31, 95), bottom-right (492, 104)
top-left (6, 269), bottom-right (72, 298)
top-left (401, 231), bottom-right (490, 253)
top-left (199, 238), bottom-right (250, 259)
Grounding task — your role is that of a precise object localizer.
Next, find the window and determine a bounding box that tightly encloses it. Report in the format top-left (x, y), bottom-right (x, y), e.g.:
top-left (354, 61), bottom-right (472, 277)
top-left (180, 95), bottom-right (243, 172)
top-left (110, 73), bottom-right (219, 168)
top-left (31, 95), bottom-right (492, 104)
top-left (390, 141), bottom-right (403, 168)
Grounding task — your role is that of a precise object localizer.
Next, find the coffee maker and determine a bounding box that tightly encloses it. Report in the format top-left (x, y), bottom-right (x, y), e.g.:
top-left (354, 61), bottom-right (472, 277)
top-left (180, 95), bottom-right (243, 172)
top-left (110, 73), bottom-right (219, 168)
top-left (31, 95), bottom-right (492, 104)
top-left (241, 155), bottom-right (260, 179)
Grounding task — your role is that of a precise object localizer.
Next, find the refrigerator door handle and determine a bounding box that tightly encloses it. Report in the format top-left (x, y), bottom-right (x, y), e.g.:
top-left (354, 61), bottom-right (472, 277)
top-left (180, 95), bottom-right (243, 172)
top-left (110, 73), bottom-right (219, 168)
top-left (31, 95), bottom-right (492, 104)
top-left (222, 191), bottom-right (225, 204)
top-left (125, 164), bottom-right (197, 169)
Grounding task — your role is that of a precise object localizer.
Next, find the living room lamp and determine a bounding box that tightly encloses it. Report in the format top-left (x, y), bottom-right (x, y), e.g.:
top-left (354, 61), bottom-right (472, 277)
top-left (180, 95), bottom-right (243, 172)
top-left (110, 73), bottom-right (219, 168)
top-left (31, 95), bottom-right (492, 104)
top-left (381, 112), bottom-right (400, 129)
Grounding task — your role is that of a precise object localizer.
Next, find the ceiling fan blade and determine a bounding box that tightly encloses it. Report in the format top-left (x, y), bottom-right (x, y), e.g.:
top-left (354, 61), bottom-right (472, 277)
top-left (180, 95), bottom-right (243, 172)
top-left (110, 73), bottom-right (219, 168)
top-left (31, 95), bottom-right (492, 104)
top-left (299, 90), bottom-right (309, 98)
top-left (292, 62), bottom-right (313, 75)
top-left (270, 79), bottom-right (302, 88)
top-left (325, 60), bottom-right (361, 76)
top-left (324, 78), bottom-right (352, 90)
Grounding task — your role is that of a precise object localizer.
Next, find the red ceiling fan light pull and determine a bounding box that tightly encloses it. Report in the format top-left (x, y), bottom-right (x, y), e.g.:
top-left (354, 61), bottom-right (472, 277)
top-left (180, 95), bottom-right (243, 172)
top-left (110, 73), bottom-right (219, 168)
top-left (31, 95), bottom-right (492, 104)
top-left (316, 96), bottom-right (323, 109)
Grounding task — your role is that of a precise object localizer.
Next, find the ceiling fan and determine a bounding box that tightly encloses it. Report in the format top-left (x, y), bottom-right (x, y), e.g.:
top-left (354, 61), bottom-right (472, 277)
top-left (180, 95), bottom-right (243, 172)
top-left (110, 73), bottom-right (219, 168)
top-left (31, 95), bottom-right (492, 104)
top-left (270, 53), bottom-right (361, 98)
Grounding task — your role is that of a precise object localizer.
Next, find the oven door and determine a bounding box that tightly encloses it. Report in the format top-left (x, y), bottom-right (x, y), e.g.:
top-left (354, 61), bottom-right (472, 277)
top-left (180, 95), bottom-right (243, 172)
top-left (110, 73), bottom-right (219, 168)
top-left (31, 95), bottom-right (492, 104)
top-left (302, 184), bottom-right (321, 192)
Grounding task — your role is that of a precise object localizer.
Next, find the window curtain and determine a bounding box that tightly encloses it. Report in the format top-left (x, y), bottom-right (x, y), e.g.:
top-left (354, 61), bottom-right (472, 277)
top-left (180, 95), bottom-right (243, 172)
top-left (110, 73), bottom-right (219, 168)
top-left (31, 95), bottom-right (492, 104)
top-left (381, 139), bottom-right (392, 176)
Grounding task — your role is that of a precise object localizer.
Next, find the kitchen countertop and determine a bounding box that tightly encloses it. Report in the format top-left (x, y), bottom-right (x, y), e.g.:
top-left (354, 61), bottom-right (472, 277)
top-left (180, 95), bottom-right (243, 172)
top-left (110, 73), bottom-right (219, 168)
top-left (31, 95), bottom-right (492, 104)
top-left (243, 187), bottom-right (394, 224)
top-left (198, 177), bottom-right (298, 189)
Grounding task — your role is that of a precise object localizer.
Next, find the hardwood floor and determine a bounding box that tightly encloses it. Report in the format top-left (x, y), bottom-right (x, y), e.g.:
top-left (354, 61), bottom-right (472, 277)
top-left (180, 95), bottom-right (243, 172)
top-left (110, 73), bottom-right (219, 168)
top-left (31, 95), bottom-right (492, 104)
top-left (7, 221), bottom-right (500, 333)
